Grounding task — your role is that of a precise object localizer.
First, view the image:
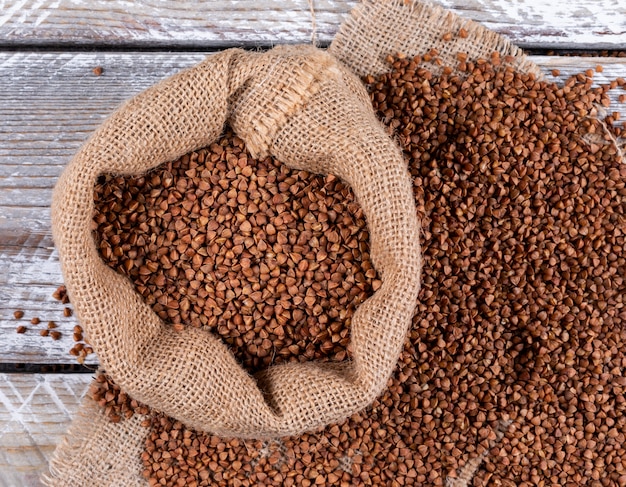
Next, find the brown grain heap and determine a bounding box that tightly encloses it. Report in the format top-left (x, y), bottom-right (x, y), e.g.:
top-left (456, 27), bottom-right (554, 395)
top-left (94, 55), bottom-right (626, 487)
top-left (368, 55), bottom-right (625, 486)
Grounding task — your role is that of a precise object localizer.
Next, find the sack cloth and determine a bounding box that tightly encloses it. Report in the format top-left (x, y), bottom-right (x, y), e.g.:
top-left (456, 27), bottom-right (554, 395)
top-left (44, 0), bottom-right (540, 485)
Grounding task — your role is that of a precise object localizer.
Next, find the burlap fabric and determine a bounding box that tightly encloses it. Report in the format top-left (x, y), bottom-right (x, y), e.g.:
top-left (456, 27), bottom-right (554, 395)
top-left (44, 0), bottom-right (540, 485)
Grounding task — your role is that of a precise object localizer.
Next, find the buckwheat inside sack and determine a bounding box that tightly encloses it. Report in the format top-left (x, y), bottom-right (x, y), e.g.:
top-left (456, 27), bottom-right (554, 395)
top-left (93, 130), bottom-right (378, 372)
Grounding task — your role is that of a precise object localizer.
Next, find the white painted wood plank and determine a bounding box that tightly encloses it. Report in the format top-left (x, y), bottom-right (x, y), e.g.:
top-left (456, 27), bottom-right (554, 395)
top-left (436, 0), bottom-right (626, 49)
top-left (0, 51), bottom-right (625, 365)
top-left (0, 373), bottom-right (92, 487)
top-left (0, 53), bottom-right (212, 366)
top-left (0, 0), bottom-right (623, 50)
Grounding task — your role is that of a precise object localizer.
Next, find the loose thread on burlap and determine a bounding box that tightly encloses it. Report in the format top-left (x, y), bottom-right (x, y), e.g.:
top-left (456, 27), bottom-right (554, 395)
top-left (445, 420), bottom-right (512, 487)
top-left (308, 0), bottom-right (318, 47)
top-left (582, 104), bottom-right (625, 164)
top-left (249, 439), bottom-right (289, 471)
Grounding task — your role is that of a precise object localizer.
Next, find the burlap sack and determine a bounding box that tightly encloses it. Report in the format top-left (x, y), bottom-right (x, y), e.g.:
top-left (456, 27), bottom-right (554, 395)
top-left (44, 0), bottom-right (540, 485)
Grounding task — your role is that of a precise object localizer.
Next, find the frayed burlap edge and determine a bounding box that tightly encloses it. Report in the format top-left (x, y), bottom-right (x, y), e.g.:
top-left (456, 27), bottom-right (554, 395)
top-left (330, 0), bottom-right (542, 79)
top-left (42, 380), bottom-right (148, 487)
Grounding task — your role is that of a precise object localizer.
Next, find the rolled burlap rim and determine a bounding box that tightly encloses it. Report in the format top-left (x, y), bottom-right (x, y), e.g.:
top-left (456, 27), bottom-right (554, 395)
top-left (51, 44), bottom-right (422, 439)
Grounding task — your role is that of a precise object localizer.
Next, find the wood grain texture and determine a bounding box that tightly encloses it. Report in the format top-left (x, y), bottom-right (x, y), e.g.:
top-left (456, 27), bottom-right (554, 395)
top-left (0, 373), bottom-right (92, 487)
top-left (1, 51), bottom-right (625, 365)
top-left (0, 52), bottom-right (208, 365)
top-left (0, 0), bottom-right (624, 49)
top-left (436, 0), bottom-right (626, 49)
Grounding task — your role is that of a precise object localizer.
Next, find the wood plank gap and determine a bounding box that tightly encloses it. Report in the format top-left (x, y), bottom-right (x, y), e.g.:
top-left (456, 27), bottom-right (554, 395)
top-left (0, 364), bottom-right (96, 374)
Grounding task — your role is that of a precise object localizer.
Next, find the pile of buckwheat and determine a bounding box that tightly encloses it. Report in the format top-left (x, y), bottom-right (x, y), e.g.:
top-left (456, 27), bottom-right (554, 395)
top-left (91, 52), bottom-right (626, 487)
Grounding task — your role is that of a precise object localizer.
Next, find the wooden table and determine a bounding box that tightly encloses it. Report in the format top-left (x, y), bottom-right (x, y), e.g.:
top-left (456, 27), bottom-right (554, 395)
top-left (0, 1), bottom-right (624, 485)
